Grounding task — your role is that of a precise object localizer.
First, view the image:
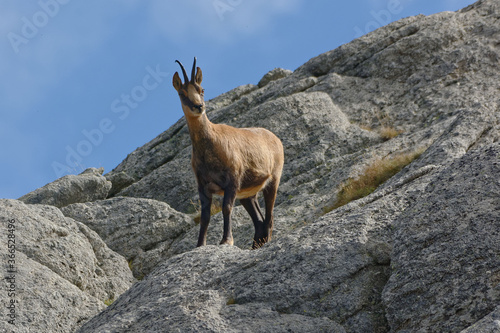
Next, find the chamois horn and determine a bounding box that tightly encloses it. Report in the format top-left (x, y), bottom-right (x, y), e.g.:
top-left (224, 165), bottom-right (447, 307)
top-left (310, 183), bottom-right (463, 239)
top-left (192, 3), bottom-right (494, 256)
top-left (175, 60), bottom-right (189, 84)
top-left (191, 57), bottom-right (197, 83)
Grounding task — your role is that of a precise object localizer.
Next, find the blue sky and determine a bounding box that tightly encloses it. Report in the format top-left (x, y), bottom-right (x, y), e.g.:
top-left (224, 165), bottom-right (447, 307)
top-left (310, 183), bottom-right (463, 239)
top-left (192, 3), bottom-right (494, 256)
top-left (1, 0), bottom-right (475, 199)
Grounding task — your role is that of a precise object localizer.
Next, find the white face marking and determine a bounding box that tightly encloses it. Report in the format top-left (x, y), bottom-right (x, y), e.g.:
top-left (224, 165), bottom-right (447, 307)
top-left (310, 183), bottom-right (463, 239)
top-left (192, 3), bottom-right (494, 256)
top-left (183, 84), bottom-right (205, 114)
top-left (187, 85), bottom-right (203, 105)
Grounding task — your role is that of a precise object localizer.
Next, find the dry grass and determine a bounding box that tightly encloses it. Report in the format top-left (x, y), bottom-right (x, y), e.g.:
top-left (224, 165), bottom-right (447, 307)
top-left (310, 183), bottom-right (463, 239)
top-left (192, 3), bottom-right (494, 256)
top-left (226, 297), bottom-right (237, 305)
top-left (359, 124), bottom-right (402, 141)
top-left (324, 148), bottom-right (425, 213)
top-left (358, 109), bottom-right (402, 141)
top-left (379, 126), bottom-right (402, 141)
top-left (192, 199), bottom-right (223, 224)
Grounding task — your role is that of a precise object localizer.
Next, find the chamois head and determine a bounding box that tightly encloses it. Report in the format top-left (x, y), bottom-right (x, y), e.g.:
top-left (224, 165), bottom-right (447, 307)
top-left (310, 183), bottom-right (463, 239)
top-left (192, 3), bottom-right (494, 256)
top-left (173, 57), bottom-right (205, 115)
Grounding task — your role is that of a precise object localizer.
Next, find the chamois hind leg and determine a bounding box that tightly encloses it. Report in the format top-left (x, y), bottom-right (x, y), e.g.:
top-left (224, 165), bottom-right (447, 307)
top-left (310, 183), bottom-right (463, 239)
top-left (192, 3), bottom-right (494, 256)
top-left (220, 187), bottom-right (237, 246)
top-left (197, 189), bottom-right (212, 247)
top-left (240, 196), bottom-right (265, 249)
top-left (260, 178), bottom-right (279, 247)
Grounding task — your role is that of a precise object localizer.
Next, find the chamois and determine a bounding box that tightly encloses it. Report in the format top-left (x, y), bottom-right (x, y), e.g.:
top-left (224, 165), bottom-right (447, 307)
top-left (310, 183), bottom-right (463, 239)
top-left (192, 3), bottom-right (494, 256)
top-left (172, 57), bottom-right (284, 249)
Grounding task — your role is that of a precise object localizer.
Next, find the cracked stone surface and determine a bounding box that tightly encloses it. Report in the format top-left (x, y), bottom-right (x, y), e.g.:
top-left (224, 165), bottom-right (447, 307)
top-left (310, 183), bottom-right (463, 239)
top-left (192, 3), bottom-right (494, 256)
top-left (61, 197), bottom-right (195, 278)
top-left (383, 144), bottom-right (500, 332)
top-left (19, 168), bottom-right (112, 208)
top-left (0, 199), bottom-right (135, 333)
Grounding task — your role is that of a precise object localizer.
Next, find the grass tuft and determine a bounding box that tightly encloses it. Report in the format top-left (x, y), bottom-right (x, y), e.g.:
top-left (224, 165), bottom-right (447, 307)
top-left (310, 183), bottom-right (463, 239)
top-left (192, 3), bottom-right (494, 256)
top-left (379, 126), bottom-right (402, 141)
top-left (226, 297), bottom-right (237, 305)
top-left (359, 124), bottom-right (402, 141)
top-left (127, 258), bottom-right (133, 271)
top-left (324, 148), bottom-right (425, 213)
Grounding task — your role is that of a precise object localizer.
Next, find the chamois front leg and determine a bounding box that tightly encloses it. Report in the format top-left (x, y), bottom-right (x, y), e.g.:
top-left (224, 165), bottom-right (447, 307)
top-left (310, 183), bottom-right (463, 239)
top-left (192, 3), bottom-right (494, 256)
top-left (197, 189), bottom-right (212, 247)
top-left (220, 186), bottom-right (237, 246)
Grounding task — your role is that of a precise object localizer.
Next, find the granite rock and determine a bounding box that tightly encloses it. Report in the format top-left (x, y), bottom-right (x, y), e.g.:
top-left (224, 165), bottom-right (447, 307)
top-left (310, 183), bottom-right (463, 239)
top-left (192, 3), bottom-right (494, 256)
top-left (62, 197), bottom-right (194, 278)
top-left (0, 199), bottom-right (135, 332)
top-left (19, 167), bottom-right (112, 208)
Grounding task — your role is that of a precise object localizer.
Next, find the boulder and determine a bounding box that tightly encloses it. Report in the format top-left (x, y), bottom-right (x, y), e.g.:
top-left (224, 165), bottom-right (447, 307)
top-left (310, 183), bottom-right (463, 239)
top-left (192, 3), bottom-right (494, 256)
top-left (460, 306), bottom-right (500, 333)
top-left (19, 167), bottom-right (112, 208)
top-left (257, 67), bottom-right (293, 88)
top-left (383, 144), bottom-right (500, 332)
top-left (0, 251), bottom-right (104, 333)
top-left (61, 197), bottom-right (195, 278)
top-left (0, 199), bottom-right (135, 332)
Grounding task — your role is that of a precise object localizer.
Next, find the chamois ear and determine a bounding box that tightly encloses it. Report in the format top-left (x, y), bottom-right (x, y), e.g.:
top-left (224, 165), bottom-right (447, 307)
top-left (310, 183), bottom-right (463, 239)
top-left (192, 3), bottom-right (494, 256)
top-left (173, 72), bottom-right (183, 92)
top-left (195, 67), bottom-right (203, 85)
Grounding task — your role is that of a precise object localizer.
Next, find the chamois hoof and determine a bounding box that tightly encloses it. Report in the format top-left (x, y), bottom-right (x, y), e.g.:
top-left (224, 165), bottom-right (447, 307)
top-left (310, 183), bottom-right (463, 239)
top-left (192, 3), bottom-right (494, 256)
top-left (253, 227), bottom-right (271, 249)
top-left (220, 238), bottom-right (234, 246)
top-left (252, 237), bottom-right (269, 250)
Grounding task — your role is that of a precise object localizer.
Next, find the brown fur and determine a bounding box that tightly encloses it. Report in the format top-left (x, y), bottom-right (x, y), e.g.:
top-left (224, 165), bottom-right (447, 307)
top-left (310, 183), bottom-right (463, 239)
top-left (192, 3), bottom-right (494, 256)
top-left (173, 58), bottom-right (284, 248)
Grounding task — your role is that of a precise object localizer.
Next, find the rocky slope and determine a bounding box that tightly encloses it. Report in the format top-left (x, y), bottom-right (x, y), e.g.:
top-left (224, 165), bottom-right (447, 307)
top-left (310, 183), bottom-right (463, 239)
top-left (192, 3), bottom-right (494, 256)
top-left (1, 0), bottom-right (499, 332)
